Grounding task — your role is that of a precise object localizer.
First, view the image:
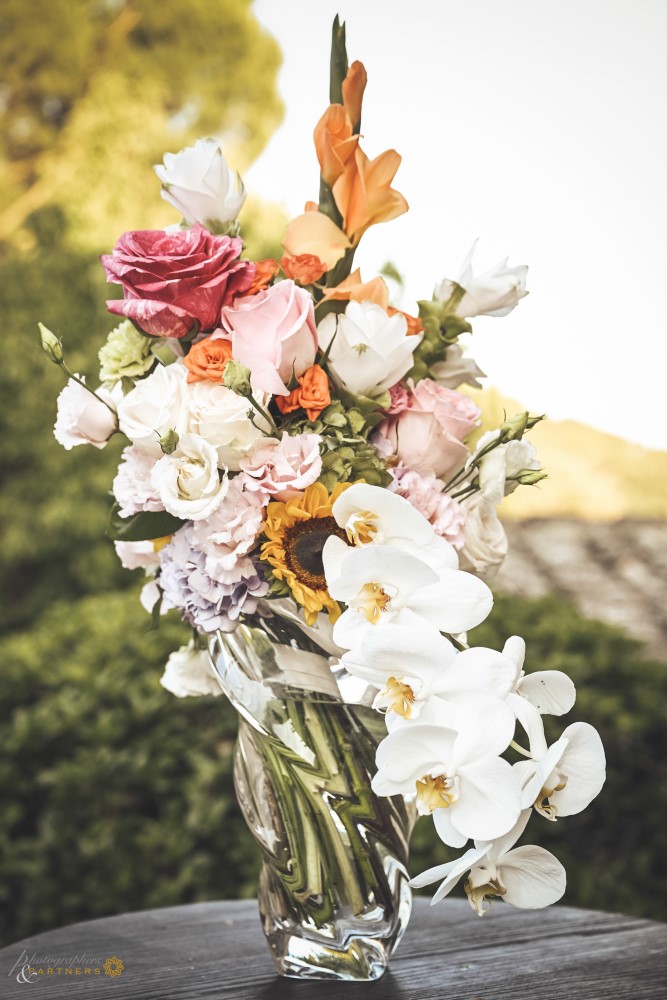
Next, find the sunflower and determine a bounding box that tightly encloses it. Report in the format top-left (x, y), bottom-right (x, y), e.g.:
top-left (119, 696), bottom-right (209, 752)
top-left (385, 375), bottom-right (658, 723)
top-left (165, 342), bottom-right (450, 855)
top-left (260, 481), bottom-right (354, 625)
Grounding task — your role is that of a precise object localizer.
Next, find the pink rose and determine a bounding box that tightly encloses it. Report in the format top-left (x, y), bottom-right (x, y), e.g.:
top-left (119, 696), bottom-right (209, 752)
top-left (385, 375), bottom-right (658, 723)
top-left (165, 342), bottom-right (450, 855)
top-left (240, 432), bottom-right (322, 500)
top-left (102, 224), bottom-right (255, 338)
top-left (384, 380), bottom-right (411, 414)
top-left (389, 467), bottom-right (466, 548)
top-left (373, 378), bottom-right (481, 479)
top-left (54, 377), bottom-right (117, 450)
top-left (219, 279), bottom-right (317, 395)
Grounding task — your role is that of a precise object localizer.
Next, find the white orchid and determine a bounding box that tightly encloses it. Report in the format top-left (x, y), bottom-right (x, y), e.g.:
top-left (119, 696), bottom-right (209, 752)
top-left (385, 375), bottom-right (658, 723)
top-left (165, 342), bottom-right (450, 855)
top-left (435, 240), bottom-right (528, 319)
top-left (373, 713), bottom-right (521, 847)
top-left (318, 301), bottom-right (422, 399)
top-left (341, 624), bottom-right (517, 723)
top-left (323, 538), bottom-right (493, 650)
top-left (331, 482), bottom-right (459, 577)
top-left (154, 139), bottom-right (246, 230)
top-left (411, 809), bottom-right (566, 914)
top-left (514, 720), bottom-right (606, 821)
top-left (503, 635), bottom-right (577, 747)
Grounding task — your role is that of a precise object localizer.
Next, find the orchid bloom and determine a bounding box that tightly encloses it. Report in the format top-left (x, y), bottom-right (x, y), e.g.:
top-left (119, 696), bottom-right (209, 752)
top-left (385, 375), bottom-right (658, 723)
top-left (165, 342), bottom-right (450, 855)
top-left (372, 713), bottom-right (521, 847)
top-left (502, 635), bottom-right (577, 747)
top-left (341, 624), bottom-right (516, 724)
top-left (411, 809), bottom-right (566, 914)
top-left (323, 538), bottom-right (493, 650)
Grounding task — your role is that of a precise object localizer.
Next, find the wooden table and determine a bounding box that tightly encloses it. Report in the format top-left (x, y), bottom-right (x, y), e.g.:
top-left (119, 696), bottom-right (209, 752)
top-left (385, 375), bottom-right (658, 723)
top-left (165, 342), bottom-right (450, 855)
top-left (1, 899), bottom-right (665, 998)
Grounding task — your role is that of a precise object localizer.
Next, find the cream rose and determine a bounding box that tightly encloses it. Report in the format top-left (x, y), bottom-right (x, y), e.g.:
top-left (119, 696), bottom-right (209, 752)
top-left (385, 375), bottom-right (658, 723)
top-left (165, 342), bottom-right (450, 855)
top-left (186, 379), bottom-right (271, 470)
top-left (117, 362), bottom-right (189, 454)
top-left (54, 377), bottom-right (118, 450)
top-left (151, 433), bottom-right (228, 520)
top-left (459, 493), bottom-right (508, 580)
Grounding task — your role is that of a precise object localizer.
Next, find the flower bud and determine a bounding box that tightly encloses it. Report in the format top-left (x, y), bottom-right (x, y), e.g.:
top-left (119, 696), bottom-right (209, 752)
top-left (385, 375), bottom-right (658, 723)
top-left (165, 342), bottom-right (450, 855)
top-left (514, 469), bottom-right (548, 486)
top-left (223, 359), bottom-right (253, 397)
top-left (499, 411), bottom-right (530, 440)
top-left (159, 428), bottom-right (180, 454)
top-left (39, 323), bottom-right (64, 364)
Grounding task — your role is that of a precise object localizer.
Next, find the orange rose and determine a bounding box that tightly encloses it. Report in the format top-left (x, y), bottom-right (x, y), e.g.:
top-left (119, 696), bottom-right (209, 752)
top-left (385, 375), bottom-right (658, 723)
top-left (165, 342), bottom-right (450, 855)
top-left (322, 267), bottom-right (389, 308)
top-left (333, 146), bottom-right (408, 245)
top-left (280, 253), bottom-right (327, 285)
top-left (387, 306), bottom-right (424, 336)
top-left (314, 104), bottom-right (359, 188)
top-left (183, 336), bottom-right (233, 383)
top-left (276, 364), bottom-right (331, 422)
top-left (243, 258), bottom-right (280, 296)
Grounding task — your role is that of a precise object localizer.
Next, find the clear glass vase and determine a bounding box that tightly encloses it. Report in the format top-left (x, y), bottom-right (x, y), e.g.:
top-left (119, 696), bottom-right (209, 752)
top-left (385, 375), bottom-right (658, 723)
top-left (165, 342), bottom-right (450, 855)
top-left (209, 601), bottom-right (414, 982)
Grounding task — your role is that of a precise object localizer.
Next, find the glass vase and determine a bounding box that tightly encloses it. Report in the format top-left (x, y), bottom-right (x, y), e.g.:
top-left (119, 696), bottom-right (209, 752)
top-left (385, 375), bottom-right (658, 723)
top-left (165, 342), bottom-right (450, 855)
top-left (209, 601), bottom-right (414, 982)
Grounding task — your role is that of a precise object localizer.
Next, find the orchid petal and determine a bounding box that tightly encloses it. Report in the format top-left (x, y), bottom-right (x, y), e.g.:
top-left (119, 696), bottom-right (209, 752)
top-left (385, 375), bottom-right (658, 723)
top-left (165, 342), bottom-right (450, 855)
top-left (499, 845), bottom-right (566, 908)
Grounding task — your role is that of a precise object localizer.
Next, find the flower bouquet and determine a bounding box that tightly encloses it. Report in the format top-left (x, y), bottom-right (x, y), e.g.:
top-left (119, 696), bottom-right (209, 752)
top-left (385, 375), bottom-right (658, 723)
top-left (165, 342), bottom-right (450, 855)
top-left (41, 17), bottom-right (605, 983)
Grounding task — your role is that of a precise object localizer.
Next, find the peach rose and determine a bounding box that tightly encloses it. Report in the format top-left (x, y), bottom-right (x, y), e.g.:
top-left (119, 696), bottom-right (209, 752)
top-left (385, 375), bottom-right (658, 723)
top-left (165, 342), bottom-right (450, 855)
top-left (183, 335), bottom-right (233, 383)
top-left (276, 364), bottom-right (331, 421)
top-left (280, 253), bottom-right (327, 285)
top-left (243, 258), bottom-right (280, 296)
top-left (373, 379), bottom-right (481, 480)
top-left (219, 279), bottom-right (318, 396)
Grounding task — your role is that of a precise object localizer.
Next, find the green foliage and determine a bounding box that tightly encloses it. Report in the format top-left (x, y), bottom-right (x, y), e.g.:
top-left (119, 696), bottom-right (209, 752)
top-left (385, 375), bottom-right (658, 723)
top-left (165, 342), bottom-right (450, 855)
top-left (0, 591), bottom-right (257, 947)
top-left (411, 593), bottom-right (667, 923)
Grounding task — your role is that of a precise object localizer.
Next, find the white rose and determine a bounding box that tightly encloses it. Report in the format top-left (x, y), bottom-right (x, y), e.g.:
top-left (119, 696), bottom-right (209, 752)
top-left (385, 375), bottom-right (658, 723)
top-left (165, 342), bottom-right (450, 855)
top-left (436, 240), bottom-right (528, 319)
top-left (186, 380), bottom-right (271, 470)
top-left (154, 139), bottom-right (246, 229)
top-left (160, 645), bottom-right (222, 698)
top-left (479, 439), bottom-right (541, 505)
top-left (151, 432), bottom-right (228, 520)
top-left (318, 301), bottom-right (422, 399)
top-left (117, 362), bottom-right (189, 455)
top-left (459, 493), bottom-right (508, 580)
top-left (54, 377), bottom-right (118, 450)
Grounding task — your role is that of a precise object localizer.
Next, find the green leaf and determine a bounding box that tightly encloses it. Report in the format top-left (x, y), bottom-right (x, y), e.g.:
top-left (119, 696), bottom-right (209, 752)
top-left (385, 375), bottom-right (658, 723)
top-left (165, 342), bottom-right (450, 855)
top-left (105, 504), bottom-right (183, 542)
top-left (329, 15), bottom-right (349, 105)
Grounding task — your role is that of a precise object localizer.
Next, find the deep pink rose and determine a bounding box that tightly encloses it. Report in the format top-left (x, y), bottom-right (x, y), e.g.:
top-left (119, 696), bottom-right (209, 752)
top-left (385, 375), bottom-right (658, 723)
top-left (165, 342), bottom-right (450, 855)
top-left (102, 224), bottom-right (255, 338)
top-left (373, 378), bottom-right (481, 479)
top-left (218, 279), bottom-right (317, 395)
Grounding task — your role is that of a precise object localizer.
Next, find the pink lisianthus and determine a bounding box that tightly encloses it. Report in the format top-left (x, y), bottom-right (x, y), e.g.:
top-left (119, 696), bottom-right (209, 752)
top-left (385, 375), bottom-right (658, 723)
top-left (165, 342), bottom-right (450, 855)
top-left (389, 466), bottom-right (466, 549)
top-left (102, 224), bottom-right (255, 338)
top-left (373, 378), bottom-right (481, 479)
top-left (218, 279), bottom-right (317, 395)
top-left (113, 444), bottom-right (164, 517)
top-left (240, 432), bottom-right (322, 500)
top-left (190, 477), bottom-right (266, 578)
top-left (384, 380), bottom-right (411, 414)
top-left (54, 377), bottom-right (117, 450)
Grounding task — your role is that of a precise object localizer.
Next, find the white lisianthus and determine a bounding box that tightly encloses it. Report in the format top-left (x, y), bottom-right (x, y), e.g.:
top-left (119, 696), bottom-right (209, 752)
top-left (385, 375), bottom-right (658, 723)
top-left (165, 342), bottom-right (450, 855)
top-left (151, 433), bottom-right (229, 520)
top-left (54, 376), bottom-right (118, 450)
top-left (114, 540), bottom-right (161, 573)
top-left (186, 379), bottom-right (271, 470)
top-left (514, 721), bottom-right (606, 821)
top-left (154, 139), bottom-right (246, 229)
top-left (323, 537), bottom-right (493, 650)
top-left (430, 344), bottom-right (486, 390)
top-left (160, 644), bottom-right (222, 698)
top-left (436, 240), bottom-right (528, 319)
top-left (411, 809), bottom-right (566, 914)
top-left (117, 362), bottom-right (189, 455)
top-left (459, 493), bottom-right (509, 580)
top-left (331, 482), bottom-right (459, 577)
top-left (372, 713), bottom-right (521, 847)
top-left (318, 301), bottom-right (422, 398)
top-left (478, 438), bottom-right (541, 506)
top-left (341, 624), bottom-right (517, 723)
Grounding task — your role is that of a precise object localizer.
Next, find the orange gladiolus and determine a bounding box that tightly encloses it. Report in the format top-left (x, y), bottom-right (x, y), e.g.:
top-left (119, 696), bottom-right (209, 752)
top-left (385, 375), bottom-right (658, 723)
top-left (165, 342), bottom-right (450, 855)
top-left (322, 268), bottom-right (389, 308)
top-left (314, 104), bottom-right (359, 188)
top-left (280, 253), bottom-right (327, 285)
top-left (333, 146), bottom-right (408, 245)
top-left (183, 336), bottom-right (233, 383)
top-left (276, 364), bottom-right (331, 422)
top-left (342, 60), bottom-right (367, 130)
top-left (387, 306), bottom-right (424, 336)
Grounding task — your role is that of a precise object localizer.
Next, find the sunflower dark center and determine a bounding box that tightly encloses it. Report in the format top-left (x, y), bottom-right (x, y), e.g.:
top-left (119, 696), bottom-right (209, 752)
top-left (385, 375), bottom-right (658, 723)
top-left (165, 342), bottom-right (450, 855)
top-left (284, 516), bottom-right (348, 590)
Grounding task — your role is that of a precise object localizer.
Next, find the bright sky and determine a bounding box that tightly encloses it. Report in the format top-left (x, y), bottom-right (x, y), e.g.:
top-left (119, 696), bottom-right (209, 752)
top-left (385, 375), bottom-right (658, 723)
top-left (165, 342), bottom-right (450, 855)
top-left (246, 0), bottom-right (667, 450)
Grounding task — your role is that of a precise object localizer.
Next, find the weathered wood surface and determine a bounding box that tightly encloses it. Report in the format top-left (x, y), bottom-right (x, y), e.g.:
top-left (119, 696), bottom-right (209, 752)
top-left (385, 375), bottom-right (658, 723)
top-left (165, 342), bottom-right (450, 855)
top-left (1, 898), bottom-right (665, 999)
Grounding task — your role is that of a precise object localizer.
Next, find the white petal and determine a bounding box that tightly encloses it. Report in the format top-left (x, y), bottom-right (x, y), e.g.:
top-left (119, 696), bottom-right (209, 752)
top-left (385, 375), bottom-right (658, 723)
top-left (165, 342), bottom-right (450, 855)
top-left (507, 692), bottom-right (548, 755)
top-left (444, 647), bottom-right (518, 700)
top-left (321, 535), bottom-right (352, 587)
top-left (375, 724), bottom-right (456, 785)
top-left (454, 757), bottom-right (522, 841)
top-left (516, 736), bottom-right (567, 809)
top-left (553, 722), bottom-right (606, 816)
top-left (433, 806), bottom-right (469, 848)
top-left (452, 700), bottom-right (517, 763)
top-left (332, 483), bottom-right (435, 548)
top-left (409, 569), bottom-right (493, 633)
top-left (502, 634), bottom-right (525, 676)
top-left (518, 671), bottom-right (576, 716)
top-left (499, 845), bottom-right (566, 908)
top-left (411, 845), bottom-right (490, 905)
top-left (478, 808), bottom-right (532, 860)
